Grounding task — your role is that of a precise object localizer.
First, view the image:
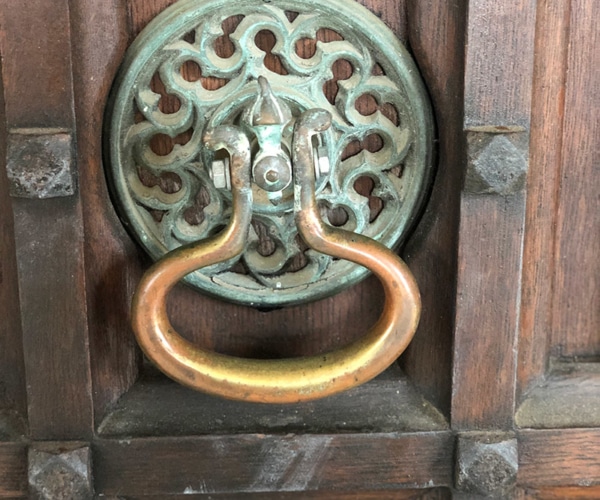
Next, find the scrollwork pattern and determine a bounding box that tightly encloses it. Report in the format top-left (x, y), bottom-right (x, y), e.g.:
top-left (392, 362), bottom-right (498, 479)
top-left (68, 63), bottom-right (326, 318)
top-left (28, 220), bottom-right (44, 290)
top-left (108, 0), bottom-right (433, 306)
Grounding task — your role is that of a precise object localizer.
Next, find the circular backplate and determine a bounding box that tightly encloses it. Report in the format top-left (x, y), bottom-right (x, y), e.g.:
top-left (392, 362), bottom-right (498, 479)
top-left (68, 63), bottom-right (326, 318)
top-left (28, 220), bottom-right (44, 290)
top-left (106, 0), bottom-right (434, 307)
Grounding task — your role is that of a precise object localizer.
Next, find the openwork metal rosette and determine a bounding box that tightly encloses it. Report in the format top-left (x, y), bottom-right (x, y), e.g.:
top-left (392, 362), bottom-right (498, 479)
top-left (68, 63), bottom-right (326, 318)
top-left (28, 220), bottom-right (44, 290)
top-left (107, 0), bottom-right (434, 307)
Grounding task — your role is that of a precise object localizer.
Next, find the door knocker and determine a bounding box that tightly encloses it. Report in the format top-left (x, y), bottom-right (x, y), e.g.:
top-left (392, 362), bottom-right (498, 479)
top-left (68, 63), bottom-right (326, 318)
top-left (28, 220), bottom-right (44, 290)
top-left (105, 0), bottom-right (434, 403)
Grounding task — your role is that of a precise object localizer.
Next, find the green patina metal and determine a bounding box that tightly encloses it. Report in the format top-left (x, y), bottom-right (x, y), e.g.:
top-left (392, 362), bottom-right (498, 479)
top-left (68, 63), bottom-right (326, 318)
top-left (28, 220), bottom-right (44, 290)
top-left (105, 0), bottom-right (434, 307)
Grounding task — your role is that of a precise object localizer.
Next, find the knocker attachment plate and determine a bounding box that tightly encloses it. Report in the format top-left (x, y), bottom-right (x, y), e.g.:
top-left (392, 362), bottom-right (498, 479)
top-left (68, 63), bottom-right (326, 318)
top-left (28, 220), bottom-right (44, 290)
top-left (106, 0), bottom-right (434, 307)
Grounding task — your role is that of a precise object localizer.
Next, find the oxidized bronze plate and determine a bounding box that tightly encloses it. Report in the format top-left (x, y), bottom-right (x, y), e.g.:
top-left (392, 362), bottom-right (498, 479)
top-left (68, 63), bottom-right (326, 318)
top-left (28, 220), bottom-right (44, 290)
top-left (105, 0), bottom-right (434, 307)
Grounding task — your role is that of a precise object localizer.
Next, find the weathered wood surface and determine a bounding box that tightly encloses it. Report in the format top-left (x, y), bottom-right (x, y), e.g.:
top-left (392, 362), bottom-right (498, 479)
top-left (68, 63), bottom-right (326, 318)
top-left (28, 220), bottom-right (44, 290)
top-left (517, 486), bottom-right (600, 499)
top-left (11, 198), bottom-right (93, 440)
top-left (98, 366), bottom-right (447, 437)
top-left (452, 0), bottom-right (537, 430)
top-left (0, 0), bottom-right (94, 440)
top-left (0, 1), bottom-right (74, 128)
top-left (0, 443), bottom-right (27, 498)
top-left (401, 0), bottom-right (464, 415)
top-left (550, 0), bottom-right (600, 357)
top-left (70, 0), bottom-right (142, 426)
top-left (0, 54), bottom-right (26, 417)
top-left (518, 429), bottom-right (600, 487)
top-left (119, 490), bottom-right (450, 500)
top-left (516, 363), bottom-right (600, 428)
top-left (519, 0), bottom-right (600, 400)
top-left (517, 0), bottom-right (571, 399)
top-left (94, 432), bottom-right (454, 495)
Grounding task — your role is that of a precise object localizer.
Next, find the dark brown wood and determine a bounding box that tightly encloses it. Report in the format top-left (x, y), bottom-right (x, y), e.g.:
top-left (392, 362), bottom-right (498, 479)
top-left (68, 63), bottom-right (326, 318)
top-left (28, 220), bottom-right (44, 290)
top-left (452, 0), bottom-right (537, 430)
top-left (120, 490), bottom-right (450, 500)
top-left (0, 0), bottom-right (94, 440)
top-left (94, 432), bottom-right (454, 495)
top-left (453, 193), bottom-right (527, 430)
top-left (519, 429), bottom-right (600, 487)
top-left (551, 0), bottom-right (600, 357)
top-left (0, 443), bottom-right (27, 498)
top-left (12, 198), bottom-right (93, 440)
top-left (517, 486), bottom-right (600, 499)
top-left (463, 0), bottom-right (537, 130)
top-left (0, 0), bottom-right (75, 128)
top-left (0, 56), bottom-right (26, 417)
top-left (517, 0), bottom-right (571, 399)
top-left (69, 0), bottom-right (142, 426)
top-left (402, 0), bottom-right (465, 415)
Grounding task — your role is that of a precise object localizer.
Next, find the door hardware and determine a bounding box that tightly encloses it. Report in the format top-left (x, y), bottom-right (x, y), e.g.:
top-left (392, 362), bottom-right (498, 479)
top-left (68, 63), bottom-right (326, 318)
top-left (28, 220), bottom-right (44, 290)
top-left (105, 0), bottom-right (434, 402)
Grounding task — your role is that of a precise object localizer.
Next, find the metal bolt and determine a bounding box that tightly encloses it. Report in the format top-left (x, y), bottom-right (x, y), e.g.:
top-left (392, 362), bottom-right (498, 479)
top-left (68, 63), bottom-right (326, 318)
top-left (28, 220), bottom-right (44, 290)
top-left (253, 155), bottom-right (292, 192)
top-left (210, 157), bottom-right (231, 190)
top-left (315, 146), bottom-right (330, 180)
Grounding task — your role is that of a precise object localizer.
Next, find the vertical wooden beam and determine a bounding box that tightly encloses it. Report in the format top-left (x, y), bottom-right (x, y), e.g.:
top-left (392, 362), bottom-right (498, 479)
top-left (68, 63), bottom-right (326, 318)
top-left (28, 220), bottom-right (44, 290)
top-left (69, 0), bottom-right (141, 425)
top-left (0, 0), bottom-right (93, 439)
top-left (403, 0), bottom-right (466, 414)
top-left (0, 53), bottom-right (26, 417)
top-left (452, 0), bottom-right (537, 430)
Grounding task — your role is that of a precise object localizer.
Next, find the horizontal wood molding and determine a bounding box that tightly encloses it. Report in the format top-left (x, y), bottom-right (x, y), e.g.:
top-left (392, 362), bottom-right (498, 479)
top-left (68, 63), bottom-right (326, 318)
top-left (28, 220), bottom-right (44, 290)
top-left (0, 443), bottom-right (27, 498)
top-left (119, 490), bottom-right (451, 500)
top-left (93, 432), bottom-right (454, 495)
top-left (519, 429), bottom-right (600, 487)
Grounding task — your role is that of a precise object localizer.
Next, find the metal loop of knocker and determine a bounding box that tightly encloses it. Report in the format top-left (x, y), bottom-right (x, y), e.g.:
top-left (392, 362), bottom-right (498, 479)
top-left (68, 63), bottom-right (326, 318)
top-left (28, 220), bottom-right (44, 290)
top-left (106, 0), bottom-right (434, 402)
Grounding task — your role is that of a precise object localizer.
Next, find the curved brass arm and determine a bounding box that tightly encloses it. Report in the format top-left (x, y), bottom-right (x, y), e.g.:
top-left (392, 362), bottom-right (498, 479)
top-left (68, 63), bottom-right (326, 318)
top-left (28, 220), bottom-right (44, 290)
top-left (132, 112), bottom-right (421, 403)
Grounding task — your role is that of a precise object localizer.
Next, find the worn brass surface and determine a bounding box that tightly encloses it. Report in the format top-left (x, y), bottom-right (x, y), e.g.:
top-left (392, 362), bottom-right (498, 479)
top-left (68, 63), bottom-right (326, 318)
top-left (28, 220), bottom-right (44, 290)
top-left (132, 111), bottom-right (420, 403)
top-left (106, 0), bottom-right (434, 307)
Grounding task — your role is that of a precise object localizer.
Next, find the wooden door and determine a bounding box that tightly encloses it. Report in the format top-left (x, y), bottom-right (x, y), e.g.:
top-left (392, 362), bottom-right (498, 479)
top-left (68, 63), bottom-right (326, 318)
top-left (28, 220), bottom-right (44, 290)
top-left (0, 0), bottom-right (598, 498)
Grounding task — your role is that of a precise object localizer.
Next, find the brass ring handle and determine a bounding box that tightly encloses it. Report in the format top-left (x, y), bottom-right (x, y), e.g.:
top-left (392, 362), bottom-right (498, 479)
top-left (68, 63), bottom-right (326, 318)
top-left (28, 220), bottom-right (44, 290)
top-left (132, 110), bottom-right (421, 403)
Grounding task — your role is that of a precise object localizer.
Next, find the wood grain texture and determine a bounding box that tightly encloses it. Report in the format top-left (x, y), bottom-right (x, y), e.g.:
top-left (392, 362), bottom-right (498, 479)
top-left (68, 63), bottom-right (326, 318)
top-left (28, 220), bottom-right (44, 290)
top-left (0, 443), bottom-right (27, 498)
top-left (551, 0), bottom-right (600, 357)
top-left (464, 0), bottom-right (537, 129)
top-left (517, 486), bottom-right (600, 499)
top-left (127, 0), bottom-right (407, 40)
top-left (519, 429), bottom-right (600, 487)
top-left (453, 194), bottom-right (527, 430)
top-left (94, 432), bottom-right (454, 495)
top-left (120, 490), bottom-right (450, 500)
top-left (0, 0), bottom-right (75, 128)
top-left (0, 57), bottom-right (26, 415)
top-left (69, 0), bottom-right (142, 426)
top-left (0, 0), bottom-right (94, 440)
top-left (452, 0), bottom-right (537, 430)
top-left (402, 0), bottom-right (465, 415)
top-left (12, 198), bottom-right (93, 440)
top-left (517, 0), bottom-right (571, 399)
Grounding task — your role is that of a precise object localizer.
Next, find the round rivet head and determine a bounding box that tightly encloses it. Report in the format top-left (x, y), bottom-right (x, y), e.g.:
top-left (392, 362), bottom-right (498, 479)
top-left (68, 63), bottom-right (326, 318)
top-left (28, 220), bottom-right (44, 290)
top-left (253, 155), bottom-right (292, 192)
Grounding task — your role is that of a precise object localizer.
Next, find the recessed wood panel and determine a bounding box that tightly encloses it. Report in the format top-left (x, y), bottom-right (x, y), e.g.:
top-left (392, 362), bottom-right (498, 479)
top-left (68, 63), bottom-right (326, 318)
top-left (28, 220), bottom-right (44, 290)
top-left (551, 0), bottom-right (600, 357)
